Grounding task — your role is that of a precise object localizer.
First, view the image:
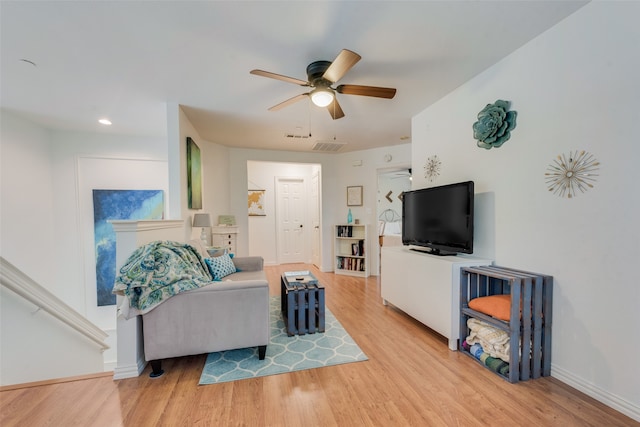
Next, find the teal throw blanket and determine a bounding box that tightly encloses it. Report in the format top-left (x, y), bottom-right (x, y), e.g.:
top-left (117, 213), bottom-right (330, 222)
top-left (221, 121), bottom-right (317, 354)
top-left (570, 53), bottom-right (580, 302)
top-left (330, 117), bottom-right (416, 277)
top-left (112, 240), bottom-right (213, 318)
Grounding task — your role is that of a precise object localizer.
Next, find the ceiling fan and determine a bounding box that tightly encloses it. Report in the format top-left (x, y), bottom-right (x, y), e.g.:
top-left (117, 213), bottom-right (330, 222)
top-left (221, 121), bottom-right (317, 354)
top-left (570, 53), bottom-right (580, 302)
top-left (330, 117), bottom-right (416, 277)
top-left (250, 49), bottom-right (396, 120)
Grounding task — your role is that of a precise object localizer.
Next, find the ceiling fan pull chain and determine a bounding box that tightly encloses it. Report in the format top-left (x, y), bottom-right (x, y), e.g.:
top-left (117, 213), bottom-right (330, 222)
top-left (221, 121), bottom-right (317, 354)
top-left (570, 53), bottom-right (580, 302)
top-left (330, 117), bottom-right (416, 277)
top-left (308, 99), bottom-right (312, 138)
top-left (333, 99), bottom-right (338, 142)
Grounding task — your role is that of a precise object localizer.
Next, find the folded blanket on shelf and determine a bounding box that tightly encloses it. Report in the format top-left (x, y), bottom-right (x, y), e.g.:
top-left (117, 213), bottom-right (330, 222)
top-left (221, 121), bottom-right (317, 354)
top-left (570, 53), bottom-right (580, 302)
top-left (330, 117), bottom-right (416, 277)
top-left (483, 355), bottom-right (510, 376)
top-left (466, 318), bottom-right (511, 362)
top-left (470, 343), bottom-right (484, 359)
top-left (462, 340), bottom-right (509, 376)
top-left (112, 240), bottom-right (213, 318)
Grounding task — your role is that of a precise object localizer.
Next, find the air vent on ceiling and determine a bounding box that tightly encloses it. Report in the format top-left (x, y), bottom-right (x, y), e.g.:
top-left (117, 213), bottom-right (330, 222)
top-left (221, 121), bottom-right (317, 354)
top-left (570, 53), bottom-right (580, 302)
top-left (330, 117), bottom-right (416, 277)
top-left (312, 140), bottom-right (346, 152)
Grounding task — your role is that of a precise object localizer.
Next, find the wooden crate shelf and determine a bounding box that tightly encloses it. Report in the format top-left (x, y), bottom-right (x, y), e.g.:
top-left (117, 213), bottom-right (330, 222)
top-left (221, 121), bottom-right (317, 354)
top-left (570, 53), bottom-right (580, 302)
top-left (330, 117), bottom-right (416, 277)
top-left (459, 265), bottom-right (553, 383)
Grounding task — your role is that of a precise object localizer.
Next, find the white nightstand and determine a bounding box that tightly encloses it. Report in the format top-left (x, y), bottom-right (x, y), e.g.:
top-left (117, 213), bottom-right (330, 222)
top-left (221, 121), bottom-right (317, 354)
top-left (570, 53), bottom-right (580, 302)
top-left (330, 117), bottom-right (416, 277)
top-left (211, 226), bottom-right (238, 254)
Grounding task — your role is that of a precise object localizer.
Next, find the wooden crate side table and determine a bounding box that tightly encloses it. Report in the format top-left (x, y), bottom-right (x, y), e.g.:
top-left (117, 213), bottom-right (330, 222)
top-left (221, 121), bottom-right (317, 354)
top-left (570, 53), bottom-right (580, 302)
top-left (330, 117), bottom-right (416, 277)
top-left (281, 271), bottom-right (325, 336)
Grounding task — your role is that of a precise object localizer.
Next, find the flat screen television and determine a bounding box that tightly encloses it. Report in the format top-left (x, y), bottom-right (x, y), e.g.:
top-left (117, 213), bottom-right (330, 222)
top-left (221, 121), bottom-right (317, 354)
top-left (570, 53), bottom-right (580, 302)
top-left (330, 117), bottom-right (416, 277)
top-left (402, 181), bottom-right (474, 256)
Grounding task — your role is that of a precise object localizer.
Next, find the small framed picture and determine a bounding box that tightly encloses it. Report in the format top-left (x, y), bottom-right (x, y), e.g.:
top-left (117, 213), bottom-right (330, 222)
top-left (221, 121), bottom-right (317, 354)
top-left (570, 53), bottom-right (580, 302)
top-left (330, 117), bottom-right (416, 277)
top-left (347, 186), bottom-right (363, 206)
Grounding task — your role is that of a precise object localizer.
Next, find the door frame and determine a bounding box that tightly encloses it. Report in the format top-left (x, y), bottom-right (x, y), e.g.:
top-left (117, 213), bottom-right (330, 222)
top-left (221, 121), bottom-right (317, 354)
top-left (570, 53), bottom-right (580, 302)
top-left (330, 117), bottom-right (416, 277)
top-left (310, 169), bottom-right (322, 269)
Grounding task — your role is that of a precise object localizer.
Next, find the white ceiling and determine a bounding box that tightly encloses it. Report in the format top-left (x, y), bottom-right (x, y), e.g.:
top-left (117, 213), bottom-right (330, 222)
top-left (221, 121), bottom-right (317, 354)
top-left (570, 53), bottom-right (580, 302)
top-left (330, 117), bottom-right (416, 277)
top-left (1, 1), bottom-right (587, 153)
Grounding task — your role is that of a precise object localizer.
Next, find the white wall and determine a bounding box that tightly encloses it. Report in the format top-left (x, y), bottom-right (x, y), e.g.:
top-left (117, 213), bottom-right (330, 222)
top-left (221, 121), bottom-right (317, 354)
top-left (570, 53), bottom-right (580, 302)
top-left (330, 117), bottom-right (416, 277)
top-left (174, 105), bottom-right (230, 244)
top-left (0, 287), bottom-right (105, 385)
top-left (411, 2), bottom-right (639, 419)
top-left (1, 112), bottom-right (55, 290)
top-left (0, 113), bottom-right (103, 385)
top-left (48, 130), bottom-right (169, 313)
top-left (48, 130), bottom-right (169, 372)
top-left (0, 109), bottom-right (171, 382)
top-left (175, 106), bottom-right (231, 242)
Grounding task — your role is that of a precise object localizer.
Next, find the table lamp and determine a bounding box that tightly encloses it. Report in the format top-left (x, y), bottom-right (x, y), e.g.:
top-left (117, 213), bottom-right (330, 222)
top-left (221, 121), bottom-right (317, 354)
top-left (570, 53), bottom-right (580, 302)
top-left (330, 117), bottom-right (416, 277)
top-left (192, 213), bottom-right (212, 245)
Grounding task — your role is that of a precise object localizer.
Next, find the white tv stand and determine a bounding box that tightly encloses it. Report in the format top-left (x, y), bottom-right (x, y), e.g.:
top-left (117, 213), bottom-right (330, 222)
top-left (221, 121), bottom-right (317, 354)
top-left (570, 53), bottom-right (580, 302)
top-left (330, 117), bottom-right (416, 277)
top-left (381, 246), bottom-right (491, 350)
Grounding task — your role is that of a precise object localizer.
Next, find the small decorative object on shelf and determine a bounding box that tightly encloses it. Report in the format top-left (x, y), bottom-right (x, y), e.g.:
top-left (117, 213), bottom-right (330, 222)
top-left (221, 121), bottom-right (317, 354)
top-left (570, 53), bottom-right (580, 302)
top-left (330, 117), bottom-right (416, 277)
top-left (218, 215), bottom-right (236, 226)
top-left (347, 208), bottom-right (353, 224)
top-left (473, 99), bottom-right (517, 149)
top-left (545, 150), bottom-right (600, 198)
top-left (424, 155), bottom-right (442, 182)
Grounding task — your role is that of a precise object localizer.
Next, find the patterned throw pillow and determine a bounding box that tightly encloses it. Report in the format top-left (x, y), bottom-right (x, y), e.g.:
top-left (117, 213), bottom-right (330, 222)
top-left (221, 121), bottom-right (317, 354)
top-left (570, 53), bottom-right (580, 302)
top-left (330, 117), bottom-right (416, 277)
top-left (205, 254), bottom-right (237, 281)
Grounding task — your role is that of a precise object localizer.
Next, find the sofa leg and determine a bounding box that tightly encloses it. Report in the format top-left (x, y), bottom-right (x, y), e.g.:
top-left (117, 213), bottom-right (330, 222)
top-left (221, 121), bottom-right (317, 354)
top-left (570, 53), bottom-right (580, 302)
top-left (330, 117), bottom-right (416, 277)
top-left (149, 360), bottom-right (164, 378)
top-left (258, 345), bottom-right (267, 360)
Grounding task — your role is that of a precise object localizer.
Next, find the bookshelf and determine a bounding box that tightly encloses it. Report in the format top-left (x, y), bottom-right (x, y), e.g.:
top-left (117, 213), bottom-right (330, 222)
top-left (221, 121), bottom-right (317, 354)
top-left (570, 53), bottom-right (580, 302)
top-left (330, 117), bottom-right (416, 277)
top-left (334, 224), bottom-right (368, 277)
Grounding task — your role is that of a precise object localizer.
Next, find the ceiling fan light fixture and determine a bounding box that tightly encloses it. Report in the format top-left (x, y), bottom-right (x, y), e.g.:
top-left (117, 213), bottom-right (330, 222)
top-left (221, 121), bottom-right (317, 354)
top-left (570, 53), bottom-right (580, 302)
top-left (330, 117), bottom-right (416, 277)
top-left (310, 88), bottom-right (334, 107)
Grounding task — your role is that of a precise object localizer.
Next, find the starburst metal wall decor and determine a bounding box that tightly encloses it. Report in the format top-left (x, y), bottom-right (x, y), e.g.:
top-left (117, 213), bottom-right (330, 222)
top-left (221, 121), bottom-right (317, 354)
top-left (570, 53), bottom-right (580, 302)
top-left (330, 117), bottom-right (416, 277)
top-left (545, 150), bottom-right (600, 198)
top-left (424, 155), bottom-right (442, 182)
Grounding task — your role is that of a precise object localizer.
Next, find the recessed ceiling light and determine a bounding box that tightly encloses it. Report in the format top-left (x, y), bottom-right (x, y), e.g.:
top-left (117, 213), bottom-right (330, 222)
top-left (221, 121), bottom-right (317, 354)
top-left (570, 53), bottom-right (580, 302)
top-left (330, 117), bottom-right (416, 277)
top-left (98, 118), bottom-right (112, 125)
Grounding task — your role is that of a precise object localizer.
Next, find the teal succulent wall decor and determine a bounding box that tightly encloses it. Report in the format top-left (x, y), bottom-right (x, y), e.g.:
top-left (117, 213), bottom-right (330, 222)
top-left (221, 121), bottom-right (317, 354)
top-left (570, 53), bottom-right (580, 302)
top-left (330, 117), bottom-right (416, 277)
top-left (473, 99), bottom-right (517, 149)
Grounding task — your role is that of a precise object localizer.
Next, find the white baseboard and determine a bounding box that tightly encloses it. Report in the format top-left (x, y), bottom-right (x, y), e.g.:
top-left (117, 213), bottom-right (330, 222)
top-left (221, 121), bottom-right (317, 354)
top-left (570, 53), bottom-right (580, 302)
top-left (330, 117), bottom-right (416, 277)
top-left (103, 361), bottom-right (117, 372)
top-left (552, 364), bottom-right (640, 422)
top-left (102, 328), bottom-right (117, 373)
top-left (112, 357), bottom-right (146, 380)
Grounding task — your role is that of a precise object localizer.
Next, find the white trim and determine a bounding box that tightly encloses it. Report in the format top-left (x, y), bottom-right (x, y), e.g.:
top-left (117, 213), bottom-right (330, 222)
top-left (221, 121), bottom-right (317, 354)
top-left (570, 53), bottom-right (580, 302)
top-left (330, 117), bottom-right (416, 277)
top-left (552, 364), bottom-right (640, 422)
top-left (113, 358), bottom-right (146, 380)
top-left (112, 219), bottom-right (185, 378)
top-left (0, 257), bottom-right (109, 350)
top-left (110, 219), bottom-right (184, 233)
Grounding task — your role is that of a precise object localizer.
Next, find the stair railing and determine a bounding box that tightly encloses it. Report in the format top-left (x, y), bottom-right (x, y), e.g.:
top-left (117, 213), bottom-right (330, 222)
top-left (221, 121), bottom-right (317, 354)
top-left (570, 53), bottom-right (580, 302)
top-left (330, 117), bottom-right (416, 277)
top-left (0, 256), bottom-right (109, 351)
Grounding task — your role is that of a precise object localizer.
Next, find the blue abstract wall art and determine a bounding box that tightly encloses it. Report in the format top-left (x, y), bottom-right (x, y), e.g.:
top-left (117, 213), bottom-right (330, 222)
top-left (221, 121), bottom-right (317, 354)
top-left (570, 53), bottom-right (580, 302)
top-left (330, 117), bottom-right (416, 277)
top-left (93, 189), bottom-right (164, 306)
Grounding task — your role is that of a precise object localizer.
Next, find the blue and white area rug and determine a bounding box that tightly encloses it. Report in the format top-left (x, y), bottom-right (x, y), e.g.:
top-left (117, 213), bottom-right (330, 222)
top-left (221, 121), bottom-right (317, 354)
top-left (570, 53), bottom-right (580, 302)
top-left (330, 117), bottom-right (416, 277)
top-left (199, 296), bottom-right (368, 385)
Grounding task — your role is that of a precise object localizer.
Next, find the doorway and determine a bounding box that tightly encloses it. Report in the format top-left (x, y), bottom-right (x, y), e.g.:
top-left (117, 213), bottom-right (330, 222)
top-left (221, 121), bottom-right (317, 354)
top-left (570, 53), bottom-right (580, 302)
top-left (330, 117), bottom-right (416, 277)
top-left (247, 161), bottom-right (321, 267)
top-left (376, 165), bottom-right (411, 274)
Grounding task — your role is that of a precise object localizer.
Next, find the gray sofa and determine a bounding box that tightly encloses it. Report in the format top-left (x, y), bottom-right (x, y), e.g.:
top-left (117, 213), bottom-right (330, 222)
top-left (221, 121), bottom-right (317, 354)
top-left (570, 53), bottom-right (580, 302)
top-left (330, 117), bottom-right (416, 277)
top-left (141, 240), bottom-right (270, 377)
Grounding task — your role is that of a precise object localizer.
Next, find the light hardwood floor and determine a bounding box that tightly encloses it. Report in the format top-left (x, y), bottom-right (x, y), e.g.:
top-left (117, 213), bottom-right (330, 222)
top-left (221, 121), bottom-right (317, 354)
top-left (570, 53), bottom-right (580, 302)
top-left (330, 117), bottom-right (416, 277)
top-left (1, 264), bottom-right (637, 426)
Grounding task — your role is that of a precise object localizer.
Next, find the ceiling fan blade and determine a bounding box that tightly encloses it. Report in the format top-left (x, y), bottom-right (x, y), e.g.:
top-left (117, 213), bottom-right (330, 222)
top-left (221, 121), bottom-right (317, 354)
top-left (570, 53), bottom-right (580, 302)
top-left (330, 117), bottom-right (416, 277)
top-left (326, 97), bottom-right (345, 120)
top-left (336, 84), bottom-right (396, 99)
top-left (250, 69), bottom-right (309, 86)
top-left (268, 93), bottom-right (309, 111)
top-left (322, 49), bottom-right (361, 83)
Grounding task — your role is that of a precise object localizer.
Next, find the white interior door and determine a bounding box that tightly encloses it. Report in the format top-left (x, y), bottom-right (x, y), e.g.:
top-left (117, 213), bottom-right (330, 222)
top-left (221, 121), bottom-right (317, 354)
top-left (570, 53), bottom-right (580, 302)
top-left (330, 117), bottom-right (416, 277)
top-left (276, 177), bottom-right (306, 264)
top-left (311, 171), bottom-right (321, 268)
